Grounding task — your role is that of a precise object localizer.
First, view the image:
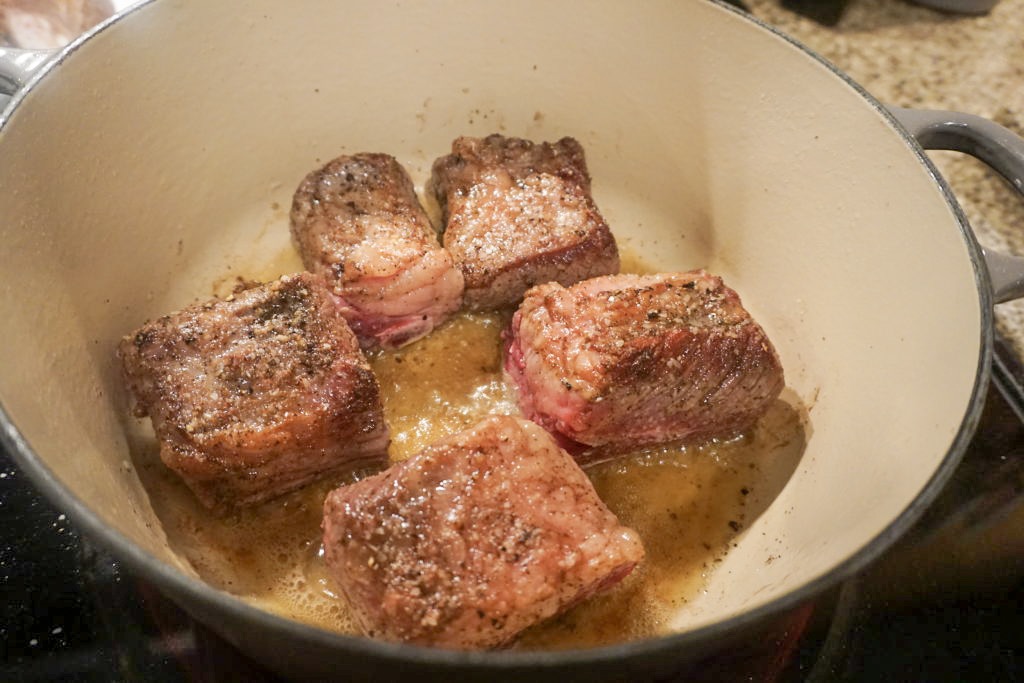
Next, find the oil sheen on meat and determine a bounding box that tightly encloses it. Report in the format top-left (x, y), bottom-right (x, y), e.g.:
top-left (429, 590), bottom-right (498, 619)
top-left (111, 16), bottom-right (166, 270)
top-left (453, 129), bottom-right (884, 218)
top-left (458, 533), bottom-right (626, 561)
top-left (127, 253), bottom-right (804, 650)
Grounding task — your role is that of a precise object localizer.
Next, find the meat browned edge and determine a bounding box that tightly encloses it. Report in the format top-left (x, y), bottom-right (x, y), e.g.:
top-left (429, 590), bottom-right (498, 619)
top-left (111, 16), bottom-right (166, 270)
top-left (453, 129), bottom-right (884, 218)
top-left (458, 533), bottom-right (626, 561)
top-left (430, 134), bottom-right (619, 310)
top-left (321, 415), bottom-right (644, 649)
top-left (290, 152), bottom-right (464, 350)
top-left (505, 271), bottom-right (784, 462)
top-left (118, 273), bottom-right (390, 509)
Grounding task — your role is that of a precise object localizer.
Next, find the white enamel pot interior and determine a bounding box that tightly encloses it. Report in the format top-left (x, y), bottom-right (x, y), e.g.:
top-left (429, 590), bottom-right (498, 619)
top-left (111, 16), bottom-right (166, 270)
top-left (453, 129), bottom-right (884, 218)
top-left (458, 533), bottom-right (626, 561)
top-left (0, 0), bottom-right (996, 680)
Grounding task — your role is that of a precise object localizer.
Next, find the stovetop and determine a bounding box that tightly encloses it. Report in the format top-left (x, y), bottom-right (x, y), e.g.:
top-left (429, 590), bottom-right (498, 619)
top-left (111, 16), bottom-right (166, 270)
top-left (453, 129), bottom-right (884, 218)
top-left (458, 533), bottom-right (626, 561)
top-left (2, 336), bottom-right (1022, 682)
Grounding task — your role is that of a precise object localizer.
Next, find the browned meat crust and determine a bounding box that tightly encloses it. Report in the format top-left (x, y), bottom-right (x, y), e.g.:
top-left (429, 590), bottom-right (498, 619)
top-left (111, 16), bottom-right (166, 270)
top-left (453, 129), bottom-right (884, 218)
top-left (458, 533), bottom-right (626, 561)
top-left (118, 273), bottom-right (389, 509)
top-left (430, 135), bottom-right (619, 310)
top-left (321, 416), bottom-right (644, 649)
top-left (505, 271), bottom-right (785, 461)
top-left (290, 152), bottom-right (464, 349)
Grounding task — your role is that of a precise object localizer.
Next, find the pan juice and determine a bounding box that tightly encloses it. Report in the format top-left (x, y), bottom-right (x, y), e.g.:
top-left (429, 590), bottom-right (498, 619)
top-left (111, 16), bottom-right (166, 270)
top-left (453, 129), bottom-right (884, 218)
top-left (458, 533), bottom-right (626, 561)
top-left (133, 252), bottom-right (805, 649)
top-left (136, 309), bottom-right (803, 648)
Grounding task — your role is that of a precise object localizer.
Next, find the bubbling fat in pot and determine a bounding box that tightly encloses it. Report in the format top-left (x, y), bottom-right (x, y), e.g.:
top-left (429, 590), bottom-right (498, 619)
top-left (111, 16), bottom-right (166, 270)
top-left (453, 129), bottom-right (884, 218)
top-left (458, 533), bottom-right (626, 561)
top-left (131, 305), bottom-right (805, 649)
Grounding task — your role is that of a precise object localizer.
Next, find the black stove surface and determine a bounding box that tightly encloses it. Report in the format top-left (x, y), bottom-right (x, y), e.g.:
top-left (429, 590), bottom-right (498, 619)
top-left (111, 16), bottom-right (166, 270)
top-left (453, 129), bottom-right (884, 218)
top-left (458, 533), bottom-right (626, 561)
top-left (2, 337), bottom-right (1023, 682)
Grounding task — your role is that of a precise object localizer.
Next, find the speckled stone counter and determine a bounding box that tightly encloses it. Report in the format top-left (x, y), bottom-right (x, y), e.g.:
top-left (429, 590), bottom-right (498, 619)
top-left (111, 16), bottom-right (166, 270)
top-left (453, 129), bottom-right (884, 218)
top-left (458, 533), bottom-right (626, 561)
top-left (745, 0), bottom-right (1024, 357)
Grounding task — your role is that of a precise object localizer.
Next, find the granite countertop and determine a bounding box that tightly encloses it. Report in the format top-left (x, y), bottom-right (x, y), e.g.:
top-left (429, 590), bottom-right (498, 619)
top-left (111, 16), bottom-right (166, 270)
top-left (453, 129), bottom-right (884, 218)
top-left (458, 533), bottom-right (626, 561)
top-left (745, 0), bottom-right (1024, 357)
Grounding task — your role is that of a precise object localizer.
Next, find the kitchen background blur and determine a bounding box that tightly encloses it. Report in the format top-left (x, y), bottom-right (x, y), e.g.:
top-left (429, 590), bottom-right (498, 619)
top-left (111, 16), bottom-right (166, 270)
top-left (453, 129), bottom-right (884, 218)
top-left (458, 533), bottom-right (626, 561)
top-left (1, 0), bottom-right (1021, 680)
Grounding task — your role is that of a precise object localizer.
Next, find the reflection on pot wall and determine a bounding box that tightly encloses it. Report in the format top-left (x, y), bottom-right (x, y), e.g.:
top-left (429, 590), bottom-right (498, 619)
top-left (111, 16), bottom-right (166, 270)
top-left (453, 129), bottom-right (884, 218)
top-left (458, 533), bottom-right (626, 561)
top-left (0, 0), bottom-right (114, 49)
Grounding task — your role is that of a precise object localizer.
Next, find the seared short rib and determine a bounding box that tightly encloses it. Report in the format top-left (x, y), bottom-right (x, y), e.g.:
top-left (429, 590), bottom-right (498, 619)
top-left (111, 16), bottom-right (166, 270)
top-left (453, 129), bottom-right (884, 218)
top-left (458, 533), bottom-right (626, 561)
top-left (119, 273), bottom-right (389, 509)
top-left (430, 135), bottom-right (619, 310)
top-left (321, 415), bottom-right (644, 649)
top-left (505, 271), bottom-right (784, 460)
top-left (291, 152), bottom-right (464, 349)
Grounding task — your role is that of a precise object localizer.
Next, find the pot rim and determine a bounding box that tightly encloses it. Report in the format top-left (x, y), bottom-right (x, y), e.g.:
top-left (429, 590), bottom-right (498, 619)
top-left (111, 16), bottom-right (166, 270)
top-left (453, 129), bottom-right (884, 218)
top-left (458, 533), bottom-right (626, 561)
top-left (0, 0), bottom-right (994, 670)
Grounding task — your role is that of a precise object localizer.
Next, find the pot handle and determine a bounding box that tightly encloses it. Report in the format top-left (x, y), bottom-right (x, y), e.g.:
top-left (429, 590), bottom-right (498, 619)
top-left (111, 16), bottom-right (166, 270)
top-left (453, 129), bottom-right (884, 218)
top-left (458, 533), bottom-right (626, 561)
top-left (0, 46), bottom-right (54, 109)
top-left (888, 106), bottom-right (1024, 304)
